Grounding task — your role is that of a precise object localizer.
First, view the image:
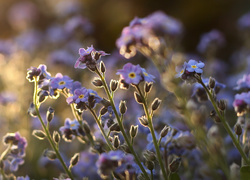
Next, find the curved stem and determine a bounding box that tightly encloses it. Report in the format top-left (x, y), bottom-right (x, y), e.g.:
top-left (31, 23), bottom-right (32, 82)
top-left (95, 68), bottom-right (150, 180)
top-left (135, 85), bottom-right (168, 180)
top-left (196, 76), bottom-right (250, 165)
top-left (87, 106), bottom-right (114, 151)
top-left (33, 78), bottom-right (74, 180)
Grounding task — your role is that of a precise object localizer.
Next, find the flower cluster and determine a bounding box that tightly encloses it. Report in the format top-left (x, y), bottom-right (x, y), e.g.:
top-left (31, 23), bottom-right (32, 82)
top-left (2, 132), bottom-right (27, 172)
top-left (74, 45), bottom-right (109, 71)
top-left (176, 59), bottom-right (205, 82)
top-left (117, 63), bottom-right (155, 88)
top-left (116, 11), bottom-right (183, 58)
top-left (96, 150), bottom-right (137, 178)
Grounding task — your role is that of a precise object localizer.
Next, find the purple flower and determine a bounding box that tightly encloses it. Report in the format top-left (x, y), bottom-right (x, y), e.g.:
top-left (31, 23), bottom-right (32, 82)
top-left (96, 150), bottom-right (136, 177)
top-left (50, 73), bottom-right (73, 90)
top-left (59, 118), bottom-right (84, 141)
top-left (141, 68), bottom-right (155, 82)
top-left (88, 89), bottom-right (102, 104)
top-left (234, 74), bottom-right (250, 91)
top-left (72, 152), bottom-right (101, 179)
top-left (69, 81), bottom-right (82, 94)
top-left (16, 176), bottom-right (30, 180)
top-left (186, 59), bottom-right (205, 74)
top-left (197, 29), bottom-right (225, 53)
top-left (74, 45), bottom-right (109, 70)
top-left (175, 62), bottom-right (187, 78)
top-left (67, 87), bottom-right (89, 104)
top-left (26, 64), bottom-right (51, 82)
top-left (238, 12), bottom-right (250, 30)
top-left (2, 132), bottom-right (27, 172)
top-left (117, 63), bottom-right (143, 85)
top-left (233, 92), bottom-right (250, 116)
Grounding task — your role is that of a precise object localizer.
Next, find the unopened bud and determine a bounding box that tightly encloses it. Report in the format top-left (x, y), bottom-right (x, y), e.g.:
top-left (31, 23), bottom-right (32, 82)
top-left (119, 100), bottom-right (127, 114)
top-left (46, 107), bottom-right (55, 122)
top-left (208, 77), bottom-right (216, 89)
top-left (110, 123), bottom-right (120, 132)
top-left (244, 144), bottom-right (249, 155)
top-left (160, 126), bottom-right (170, 138)
top-left (101, 98), bottom-right (111, 107)
top-left (110, 80), bottom-right (118, 92)
top-left (100, 107), bottom-right (108, 115)
top-left (0, 160), bottom-right (4, 169)
top-left (92, 78), bottom-right (103, 87)
top-left (83, 123), bottom-right (91, 134)
top-left (234, 123), bottom-right (242, 136)
top-left (151, 98), bottom-right (161, 111)
top-left (143, 150), bottom-right (156, 161)
top-left (100, 61), bottom-right (106, 73)
top-left (217, 99), bottom-right (227, 111)
top-left (138, 116), bottom-right (149, 127)
top-left (28, 102), bottom-right (37, 117)
top-left (210, 110), bottom-right (221, 123)
top-left (53, 131), bottom-right (60, 144)
top-left (32, 130), bottom-right (46, 140)
top-left (70, 153), bottom-right (80, 167)
top-left (120, 144), bottom-right (131, 153)
top-left (38, 90), bottom-right (48, 103)
top-left (169, 157), bottom-right (181, 173)
top-left (43, 149), bottom-right (57, 160)
top-left (134, 92), bottom-right (143, 104)
top-left (145, 160), bottom-right (155, 171)
top-left (144, 82), bottom-right (153, 93)
top-left (130, 125), bottom-right (138, 138)
top-left (113, 135), bottom-right (120, 149)
top-left (120, 79), bottom-right (129, 89)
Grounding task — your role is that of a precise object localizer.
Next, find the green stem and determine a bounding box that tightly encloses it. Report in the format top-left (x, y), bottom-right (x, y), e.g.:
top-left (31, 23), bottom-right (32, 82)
top-left (95, 68), bottom-right (150, 180)
top-left (135, 85), bottom-right (168, 180)
top-left (87, 106), bottom-right (114, 151)
top-left (33, 78), bottom-right (74, 180)
top-left (196, 76), bottom-right (250, 165)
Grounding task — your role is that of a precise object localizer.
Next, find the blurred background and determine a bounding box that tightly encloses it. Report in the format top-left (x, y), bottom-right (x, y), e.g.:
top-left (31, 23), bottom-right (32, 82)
top-left (0, 0), bottom-right (250, 179)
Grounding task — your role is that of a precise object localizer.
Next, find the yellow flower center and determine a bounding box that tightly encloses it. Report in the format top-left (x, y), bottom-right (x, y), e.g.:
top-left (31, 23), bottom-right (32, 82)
top-left (70, 123), bottom-right (76, 127)
top-left (191, 65), bottom-right (197, 69)
top-left (59, 81), bottom-right (66, 85)
top-left (78, 94), bottom-right (84, 99)
top-left (129, 72), bottom-right (136, 79)
top-left (90, 93), bottom-right (95, 96)
top-left (180, 69), bottom-right (184, 74)
top-left (143, 72), bottom-right (148, 76)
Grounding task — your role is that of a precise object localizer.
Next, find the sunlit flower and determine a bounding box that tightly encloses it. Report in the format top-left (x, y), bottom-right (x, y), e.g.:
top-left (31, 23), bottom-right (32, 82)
top-left (186, 59), bottom-right (205, 74)
top-left (117, 63), bottom-right (143, 85)
top-left (50, 73), bottom-right (73, 90)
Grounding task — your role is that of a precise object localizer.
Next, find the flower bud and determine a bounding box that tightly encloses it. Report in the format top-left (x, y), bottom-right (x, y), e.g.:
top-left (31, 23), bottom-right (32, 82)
top-left (169, 157), bottom-right (181, 173)
top-left (217, 99), bottom-right (227, 111)
top-left (46, 107), bottom-right (55, 122)
top-left (101, 98), bottom-right (111, 107)
top-left (53, 131), bottom-right (61, 144)
top-left (110, 123), bottom-right (120, 132)
top-left (119, 100), bottom-right (127, 114)
top-left (70, 153), bottom-right (80, 167)
top-left (0, 160), bottom-right (4, 169)
top-left (120, 144), bottom-right (131, 153)
top-left (208, 77), bottom-right (216, 89)
top-left (130, 125), bottom-right (138, 138)
top-left (143, 150), bottom-right (156, 161)
top-left (92, 78), bottom-right (103, 87)
top-left (160, 126), bottom-right (170, 138)
top-left (110, 79), bottom-right (118, 92)
top-left (234, 123), bottom-right (242, 136)
top-left (134, 92), bottom-right (143, 104)
top-left (210, 110), bottom-right (221, 123)
top-left (28, 102), bottom-right (37, 117)
top-left (144, 82), bottom-right (153, 93)
top-left (83, 122), bottom-right (91, 134)
top-left (100, 107), bottom-right (108, 116)
top-left (145, 160), bottom-right (155, 171)
top-left (113, 135), bottom-right (120, 149)
top-left (151, 98), bottom-right (161, 111)
top-left (138, 116), bottom-right (148, 127)
top-left (32, 130), bottom-right (46, 140)
top-left (43, 149), bottom-right (57, 160)
top-left (38, 90), bottom-right (49, 103)
top-left (120, 79), bottom-right (129, 89)
top-left (100, 61), bottom-right (106, 73)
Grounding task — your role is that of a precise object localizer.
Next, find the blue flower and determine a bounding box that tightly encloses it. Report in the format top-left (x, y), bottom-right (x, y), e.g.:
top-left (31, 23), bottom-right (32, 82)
top-left (16, 175), bottom-right (30, 180)
top-left (117, 63), bottom-right (143, 85)
top-left (59, 118), bottom-right (84, 141)
top-left (88, 89), bottom-right (102, 104)
top-left (186, 59), bottom-right (205, 74)
top-left (234, 74), bottom-right (250, 91)
top-left (50, 73), bottom-right (73, 90)
top-left (233, 92), bottom-right (250, 116)
top-left (67, 87), bottom-right (89, 104)
top-left (141, 68), bottom-right (155, 82)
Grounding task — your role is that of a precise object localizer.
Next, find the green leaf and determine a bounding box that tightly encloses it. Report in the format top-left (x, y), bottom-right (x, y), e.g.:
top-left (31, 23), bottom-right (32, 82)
top-left (169, 172), bottom-right (181, 180)
top-left (240, 165), bottom-right (250, 180)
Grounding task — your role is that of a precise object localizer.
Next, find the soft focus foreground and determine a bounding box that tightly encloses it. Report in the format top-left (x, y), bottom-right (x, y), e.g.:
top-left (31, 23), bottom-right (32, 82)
top-left (0, 0), bottom-right (250, 180)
